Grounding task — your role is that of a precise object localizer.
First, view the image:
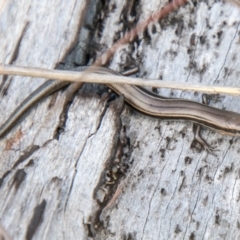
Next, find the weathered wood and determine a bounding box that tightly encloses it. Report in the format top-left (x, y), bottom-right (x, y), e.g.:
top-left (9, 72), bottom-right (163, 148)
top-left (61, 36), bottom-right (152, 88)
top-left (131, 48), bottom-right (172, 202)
top-left (1, 0), bottom-right (240, 239)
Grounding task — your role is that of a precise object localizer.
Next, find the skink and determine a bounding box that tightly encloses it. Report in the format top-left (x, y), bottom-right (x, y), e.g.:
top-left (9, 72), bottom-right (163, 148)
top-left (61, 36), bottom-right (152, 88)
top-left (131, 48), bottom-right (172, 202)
top-left (1, 66), bottom-right (240, 138)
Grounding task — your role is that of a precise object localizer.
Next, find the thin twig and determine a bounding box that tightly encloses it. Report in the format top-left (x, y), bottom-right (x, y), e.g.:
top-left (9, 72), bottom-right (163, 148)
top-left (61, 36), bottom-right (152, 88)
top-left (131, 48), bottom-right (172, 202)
top-left (94, 0), bottom-right (188, 66)
top-left (0, 64), bottom-right (240, 96)
top-left (103, 184), bottom-right (124, 210)
top-left (70, 0), bottom-right (188, 79)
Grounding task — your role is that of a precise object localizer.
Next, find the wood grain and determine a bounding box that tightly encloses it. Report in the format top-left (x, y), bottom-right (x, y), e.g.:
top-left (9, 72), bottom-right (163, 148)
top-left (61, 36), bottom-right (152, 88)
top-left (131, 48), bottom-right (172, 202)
top-left (1, 0), bottom-right (240, 239)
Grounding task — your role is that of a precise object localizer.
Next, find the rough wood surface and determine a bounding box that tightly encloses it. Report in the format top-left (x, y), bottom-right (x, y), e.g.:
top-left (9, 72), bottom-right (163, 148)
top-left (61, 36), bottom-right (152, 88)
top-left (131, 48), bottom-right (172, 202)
top-left (1, 0), bottom-right (240, 239)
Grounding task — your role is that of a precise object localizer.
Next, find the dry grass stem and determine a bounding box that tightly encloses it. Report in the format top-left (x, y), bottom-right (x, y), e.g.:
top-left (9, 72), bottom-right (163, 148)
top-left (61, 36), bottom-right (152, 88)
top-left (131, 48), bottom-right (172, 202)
top-left (1, 64), bottom-right (240, 96)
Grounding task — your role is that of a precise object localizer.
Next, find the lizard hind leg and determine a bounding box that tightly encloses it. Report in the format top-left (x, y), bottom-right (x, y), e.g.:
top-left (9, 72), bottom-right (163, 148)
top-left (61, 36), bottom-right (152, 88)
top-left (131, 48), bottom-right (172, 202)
top-left (192, 94), bottom-right (218, 155)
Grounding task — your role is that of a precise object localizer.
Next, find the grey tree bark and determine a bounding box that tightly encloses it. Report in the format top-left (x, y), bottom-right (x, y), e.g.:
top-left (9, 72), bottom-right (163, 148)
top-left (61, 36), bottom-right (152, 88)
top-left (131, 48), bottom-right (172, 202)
top-left (1, 0), bottom-right (240, 239)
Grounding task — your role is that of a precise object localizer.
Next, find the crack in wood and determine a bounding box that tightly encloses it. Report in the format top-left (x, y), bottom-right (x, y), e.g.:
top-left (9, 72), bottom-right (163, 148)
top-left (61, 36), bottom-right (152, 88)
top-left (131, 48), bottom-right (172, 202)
top-left (26, 199), bottom-right (47, 240)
